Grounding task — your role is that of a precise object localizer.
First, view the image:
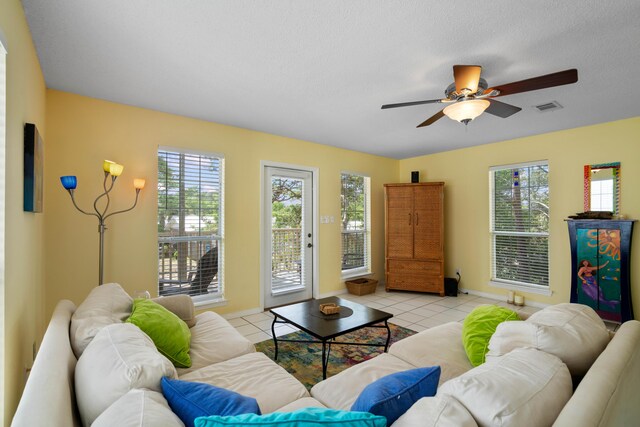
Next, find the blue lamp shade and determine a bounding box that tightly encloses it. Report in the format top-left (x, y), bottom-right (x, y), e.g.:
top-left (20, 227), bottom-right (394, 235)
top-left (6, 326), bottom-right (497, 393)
top-left (60, 176), bottom-right (77, 190)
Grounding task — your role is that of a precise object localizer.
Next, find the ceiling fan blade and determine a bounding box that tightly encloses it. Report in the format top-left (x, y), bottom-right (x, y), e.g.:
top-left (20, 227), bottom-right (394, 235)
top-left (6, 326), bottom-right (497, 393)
top-left (487, 69), bottom-right (578, 97)
top-left (485, 99), bottom-right (522, 118)
top-left (417, 110), bottom-right (445, 127)
top-left (381, 99), bottom-right (445, 109)
top-left (453, 65), bottom-right (482, 94)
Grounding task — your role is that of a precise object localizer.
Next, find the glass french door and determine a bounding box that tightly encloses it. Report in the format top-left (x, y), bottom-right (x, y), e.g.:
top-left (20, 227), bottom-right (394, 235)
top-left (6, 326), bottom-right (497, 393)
top-left (263, 166), bottom-right (313, 308)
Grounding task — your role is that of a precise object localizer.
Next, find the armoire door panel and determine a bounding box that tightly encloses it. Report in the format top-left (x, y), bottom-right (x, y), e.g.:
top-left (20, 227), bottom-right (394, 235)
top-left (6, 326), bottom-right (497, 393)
top-left (413, 186), bottom-right (443, 260)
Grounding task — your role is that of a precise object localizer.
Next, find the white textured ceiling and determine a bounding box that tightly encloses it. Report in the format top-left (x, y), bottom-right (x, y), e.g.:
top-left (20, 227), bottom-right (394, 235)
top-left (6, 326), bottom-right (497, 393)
top-left (21, 0), bottom-right (640, 159)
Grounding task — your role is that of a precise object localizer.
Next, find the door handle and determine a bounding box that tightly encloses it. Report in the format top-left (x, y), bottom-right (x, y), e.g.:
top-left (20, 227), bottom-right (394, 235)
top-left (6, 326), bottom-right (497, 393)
top-left (307, 243), bottom-right (313, 248)
top-left (408, 213), bottom-right (412, 225)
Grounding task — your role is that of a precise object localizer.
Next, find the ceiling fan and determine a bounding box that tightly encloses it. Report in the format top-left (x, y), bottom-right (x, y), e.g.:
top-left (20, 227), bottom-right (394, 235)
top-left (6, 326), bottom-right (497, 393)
top-left (381, 66), bottom-right (578, 127)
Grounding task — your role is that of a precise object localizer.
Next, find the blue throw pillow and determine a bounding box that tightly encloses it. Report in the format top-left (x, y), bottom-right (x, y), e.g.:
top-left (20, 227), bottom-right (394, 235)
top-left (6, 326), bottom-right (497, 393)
top-left (194, 408), bottom-right (386, 427)
top-left (351, 366), bottom-right (441, 425)
top-left (161, 377), bottom-right (261, 427)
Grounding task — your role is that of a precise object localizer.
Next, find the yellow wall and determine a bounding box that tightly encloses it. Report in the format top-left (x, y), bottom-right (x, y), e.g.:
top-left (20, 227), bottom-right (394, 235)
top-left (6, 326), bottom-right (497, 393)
top-left (0, 0), bottom-right (48, 423)
top-left (399, 117), bottom-right (640, 311)
top-left (44, 90), bottom-right (398, 317)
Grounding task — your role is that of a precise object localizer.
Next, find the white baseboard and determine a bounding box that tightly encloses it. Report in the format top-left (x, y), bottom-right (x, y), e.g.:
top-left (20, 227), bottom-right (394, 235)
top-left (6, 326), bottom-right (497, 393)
top-left (318, 288), bottom-right (349, 299)
top-left (459, 287), bottom-right (551, 309)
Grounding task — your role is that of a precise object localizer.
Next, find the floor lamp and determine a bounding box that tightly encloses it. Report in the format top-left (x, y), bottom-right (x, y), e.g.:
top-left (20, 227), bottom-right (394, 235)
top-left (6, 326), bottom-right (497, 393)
top-left (60, 160), bottom-right (145, 285)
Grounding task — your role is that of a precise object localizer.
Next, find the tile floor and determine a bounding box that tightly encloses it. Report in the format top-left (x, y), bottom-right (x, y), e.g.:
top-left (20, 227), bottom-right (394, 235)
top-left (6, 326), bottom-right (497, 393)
top-left (227, 285), bottom-right (542, 344)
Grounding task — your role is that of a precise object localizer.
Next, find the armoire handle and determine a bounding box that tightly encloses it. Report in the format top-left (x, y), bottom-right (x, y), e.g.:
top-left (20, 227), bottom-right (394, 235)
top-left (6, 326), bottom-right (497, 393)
top-left (408, 213), bottom-right (412, 225)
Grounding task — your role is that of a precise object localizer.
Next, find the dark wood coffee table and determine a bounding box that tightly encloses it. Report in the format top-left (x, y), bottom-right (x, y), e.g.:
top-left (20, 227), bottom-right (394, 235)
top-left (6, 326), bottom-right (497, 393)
top-left (269, 296), bottom-right (393, 379)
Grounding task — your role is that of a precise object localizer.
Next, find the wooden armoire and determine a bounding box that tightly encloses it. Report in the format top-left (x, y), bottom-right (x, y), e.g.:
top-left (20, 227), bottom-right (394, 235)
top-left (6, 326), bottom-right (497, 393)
top-left (384, 182), bottom-right (444, 295)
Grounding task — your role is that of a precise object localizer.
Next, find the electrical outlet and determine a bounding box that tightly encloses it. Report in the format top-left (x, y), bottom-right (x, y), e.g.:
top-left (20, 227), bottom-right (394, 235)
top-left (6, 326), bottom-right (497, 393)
top-left (455, 268), bottom-right (461, 275)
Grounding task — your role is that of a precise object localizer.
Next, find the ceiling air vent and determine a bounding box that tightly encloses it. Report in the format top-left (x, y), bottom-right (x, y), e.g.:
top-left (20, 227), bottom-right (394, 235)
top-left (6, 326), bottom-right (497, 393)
top-left (534, 101), bottom-right (563, 112)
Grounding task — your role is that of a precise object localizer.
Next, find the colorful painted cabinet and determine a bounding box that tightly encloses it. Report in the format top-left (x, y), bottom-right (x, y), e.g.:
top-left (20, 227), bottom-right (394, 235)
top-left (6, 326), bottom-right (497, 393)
top-left (567, 220), bottom-right (635, 322)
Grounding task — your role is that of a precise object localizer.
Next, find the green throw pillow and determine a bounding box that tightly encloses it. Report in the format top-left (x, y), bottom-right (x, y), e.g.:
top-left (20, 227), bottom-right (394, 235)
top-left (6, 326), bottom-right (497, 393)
top-left (462, 305), bottom-right (519, 367)
top-left (126, 298), bottom-right (192, 368)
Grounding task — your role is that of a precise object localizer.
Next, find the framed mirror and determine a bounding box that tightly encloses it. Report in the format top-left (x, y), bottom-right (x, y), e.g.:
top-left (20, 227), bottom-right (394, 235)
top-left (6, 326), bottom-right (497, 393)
top-left (584, 162), bottom-right (620, 214)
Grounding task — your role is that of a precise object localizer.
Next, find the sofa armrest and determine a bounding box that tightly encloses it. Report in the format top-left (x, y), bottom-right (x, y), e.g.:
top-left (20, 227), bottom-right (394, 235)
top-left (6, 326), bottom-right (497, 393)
top-left (152, 295), bottom-right (196, 327)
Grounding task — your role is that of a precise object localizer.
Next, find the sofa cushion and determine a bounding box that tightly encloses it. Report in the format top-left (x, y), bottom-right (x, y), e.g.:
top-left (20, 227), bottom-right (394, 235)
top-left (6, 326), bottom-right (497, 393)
top-left (438, 348), bottom-right (572, 427)
top-left (392, 396), bottom-right (478, 427)
top-left (177, 311), bottom-right (255, 375)
top-left (92, 389), bottom-right (184, 427)
top-left (462, 305), bottom-right (520, 367)
top-left (127, 298), bottom-right (192, 368)
top-left (351, 366), bottom-right (440, 425)
top-left (193, 408), bottom-right (386, 427)
top-left (310, 353), bottom-right (415, 411)
top-left (389, 322), bottom-right (473, 384)
top-left (274, 397), bottom-right (327, 413)
top-left (70, 283), bottom-right (133, 358)
top-left (152, 294), bottom-right (197, 328)
top-left (75, 323), bottom-right (177, 426)
top-left (179, 352), bottom-right (308, 414)
top-left (161, 377), bottom-right (261, 427)
top-left (487, 303), bottom-right (610, 376)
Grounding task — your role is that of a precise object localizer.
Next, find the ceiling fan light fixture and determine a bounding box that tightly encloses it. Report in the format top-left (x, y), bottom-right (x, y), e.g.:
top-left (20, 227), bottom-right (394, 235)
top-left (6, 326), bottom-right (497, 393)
top-left (443, 99), bottom-right (490, 125)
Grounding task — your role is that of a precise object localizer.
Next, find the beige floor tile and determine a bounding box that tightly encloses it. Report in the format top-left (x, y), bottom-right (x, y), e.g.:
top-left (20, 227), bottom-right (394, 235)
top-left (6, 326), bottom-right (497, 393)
top-left (385, 293), bottom-right (415, 303)
top-left (246, 331), bottom-right (272, 344)
top-left (389, 302), bottom-right (417, 312)
top-left (243, 312), bottom-right (273, 323)
top-left (380, 305), bottom-right (407, 316)
top-left (420, 303), bottom-right (450, 313)
top-left (432, 298), bottom-right (466, 308)
top-left (416, 316), bottom-right (452, 328)
top-left (228, 317), bottom-right (249, 327)
top-left (252, 319), bottom-right (275, 331)
top-left (403, 298), bottom-right (429, 308)
top-left (406, 324), bottom-right (429, 332)
top-left (409, 306), bottom-right (440, 318)
top-left (235, 324), bottom-right (262, 336)
top-left (388, 318), bottom-right (413, 328)
top-left (369, 297), bottom-right (399, 307)
top-left (453, 304), bottom-right (479, 313)
top-left (395, 312), bottom-right (427, 323)
top-left (365, 301), bottom-right (386, 310)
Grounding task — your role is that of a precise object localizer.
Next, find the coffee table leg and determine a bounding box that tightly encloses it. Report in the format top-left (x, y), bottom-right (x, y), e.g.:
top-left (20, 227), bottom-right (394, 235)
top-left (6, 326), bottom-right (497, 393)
top-left (384, 320), bottom-right (391, 352)
top-left (271, 316), bottom-right (279, 360)
top-left (322, 340), bottom-right (328, 380)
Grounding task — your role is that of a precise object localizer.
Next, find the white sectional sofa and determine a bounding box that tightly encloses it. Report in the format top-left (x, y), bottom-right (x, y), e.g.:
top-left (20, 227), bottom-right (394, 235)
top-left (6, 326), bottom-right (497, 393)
top-left (11, 283), bottom-right (640, 426)
top-left (12, 284), bottom-right (323, 426)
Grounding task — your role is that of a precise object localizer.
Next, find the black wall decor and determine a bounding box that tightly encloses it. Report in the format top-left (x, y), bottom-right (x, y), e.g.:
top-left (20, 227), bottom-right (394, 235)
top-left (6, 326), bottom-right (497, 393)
top-left (24, 123), bottom-right (44, 213)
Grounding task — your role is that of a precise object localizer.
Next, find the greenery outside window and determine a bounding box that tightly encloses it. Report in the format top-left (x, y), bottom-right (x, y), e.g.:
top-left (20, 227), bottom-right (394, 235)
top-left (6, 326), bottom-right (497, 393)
top-left (490, 161), bottom-right (549, 292)
top-left (341, 173), bottom-right (371, 278)
top-left (157, 148), bottom-right (224, 305)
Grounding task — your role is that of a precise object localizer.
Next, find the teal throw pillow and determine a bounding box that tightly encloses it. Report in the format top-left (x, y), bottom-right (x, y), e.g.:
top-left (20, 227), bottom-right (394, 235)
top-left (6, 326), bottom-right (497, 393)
top-left (462, 304), bottom-right (520, 367)
top-left (351, 366), bottom-right (440, 425)
top-left (194, 408), bottom-right (386, 427)
top-left (161, 377), bottom-right (260, 427)
top-left (126, 298), bottom-right (192, 368)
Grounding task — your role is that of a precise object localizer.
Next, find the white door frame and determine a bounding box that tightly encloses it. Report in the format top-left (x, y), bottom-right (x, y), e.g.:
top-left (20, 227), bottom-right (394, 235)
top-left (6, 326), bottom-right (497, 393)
top-left (260, 161), bottom-right (319, 309)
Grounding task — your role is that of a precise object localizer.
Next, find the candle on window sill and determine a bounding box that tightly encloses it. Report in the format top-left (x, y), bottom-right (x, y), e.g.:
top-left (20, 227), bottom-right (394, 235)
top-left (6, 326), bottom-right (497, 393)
top-left (507, 291), bottom-right (515, 304)
top-left (514, 295), bottom-right (524, 306)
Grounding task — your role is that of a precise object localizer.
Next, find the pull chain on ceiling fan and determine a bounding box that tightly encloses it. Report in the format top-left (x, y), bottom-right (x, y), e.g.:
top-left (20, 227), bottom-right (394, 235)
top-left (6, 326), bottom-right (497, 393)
top-left (382, 66), bottom-right (578, 127)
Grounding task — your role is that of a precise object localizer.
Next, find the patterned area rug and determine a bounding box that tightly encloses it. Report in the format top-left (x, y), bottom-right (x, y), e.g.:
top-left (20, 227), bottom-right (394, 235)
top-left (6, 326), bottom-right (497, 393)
top-left (255, 323), bottom-right (415, 390)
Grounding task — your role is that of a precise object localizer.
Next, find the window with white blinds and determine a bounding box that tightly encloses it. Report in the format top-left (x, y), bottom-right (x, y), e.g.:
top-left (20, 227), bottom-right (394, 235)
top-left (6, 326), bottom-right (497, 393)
top-left (157, 148), bottom-right (224, 304)
top-left (341, 173), bottom-right (371, 278)
top-left (490, 161), bottom-right (549, 289)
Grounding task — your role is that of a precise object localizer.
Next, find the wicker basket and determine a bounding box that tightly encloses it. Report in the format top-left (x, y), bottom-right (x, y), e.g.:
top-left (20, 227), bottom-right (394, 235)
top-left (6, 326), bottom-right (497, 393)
top-left (346, 278), bottom-right (378, 296)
